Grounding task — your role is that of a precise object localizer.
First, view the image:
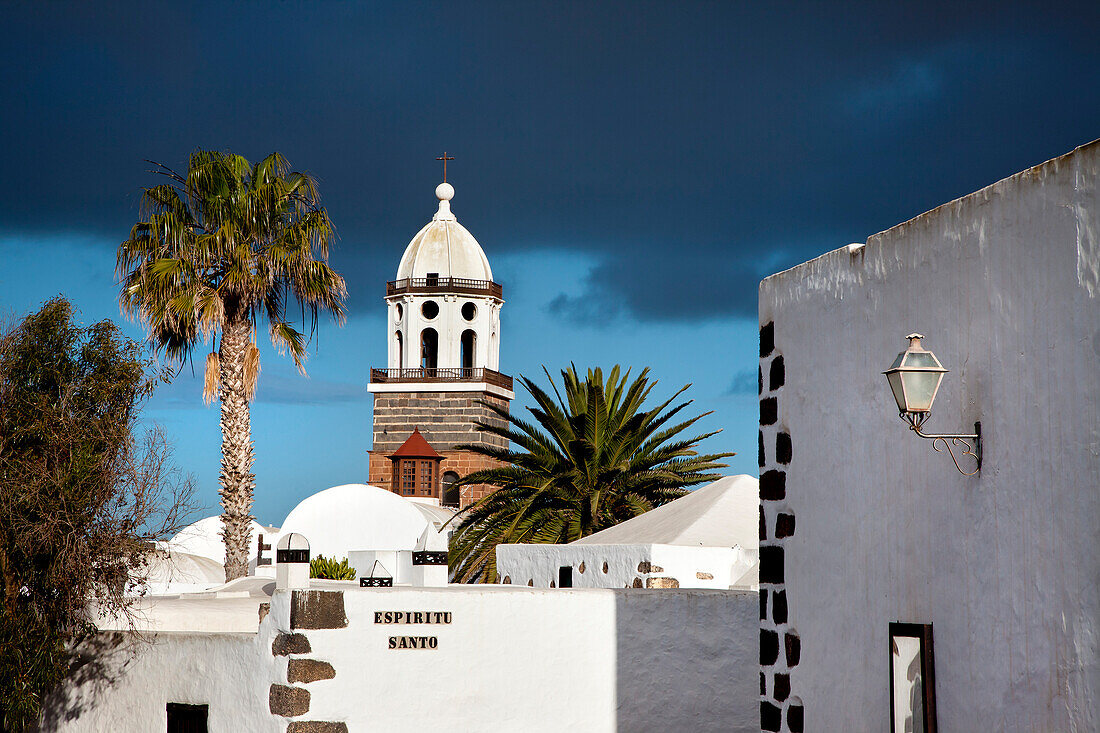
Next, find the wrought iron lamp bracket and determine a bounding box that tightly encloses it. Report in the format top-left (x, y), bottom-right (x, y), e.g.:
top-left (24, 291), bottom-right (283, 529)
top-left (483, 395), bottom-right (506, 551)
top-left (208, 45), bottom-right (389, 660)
top-left (901, 413), bottom-right (982, 476)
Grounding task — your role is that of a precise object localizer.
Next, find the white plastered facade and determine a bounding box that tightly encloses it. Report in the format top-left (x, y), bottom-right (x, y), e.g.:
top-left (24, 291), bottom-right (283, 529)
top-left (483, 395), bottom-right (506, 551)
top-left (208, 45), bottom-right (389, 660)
top-left (758, 139), bottom-right (1100, 731)
top-left (385, 183), bottom-right (503, 375)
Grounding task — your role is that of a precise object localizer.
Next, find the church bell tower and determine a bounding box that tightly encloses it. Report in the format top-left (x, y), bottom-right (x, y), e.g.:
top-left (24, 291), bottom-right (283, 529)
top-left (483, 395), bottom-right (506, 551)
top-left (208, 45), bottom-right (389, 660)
top-left (367, 166), bottom-right (512, 508)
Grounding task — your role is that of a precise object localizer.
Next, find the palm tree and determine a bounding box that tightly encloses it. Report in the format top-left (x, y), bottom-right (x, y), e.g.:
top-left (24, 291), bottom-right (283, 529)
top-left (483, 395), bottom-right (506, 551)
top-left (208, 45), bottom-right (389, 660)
top-left (117, 150), bottom-right (346, 580)
top-left (449, 365), bottom-right (734, 582)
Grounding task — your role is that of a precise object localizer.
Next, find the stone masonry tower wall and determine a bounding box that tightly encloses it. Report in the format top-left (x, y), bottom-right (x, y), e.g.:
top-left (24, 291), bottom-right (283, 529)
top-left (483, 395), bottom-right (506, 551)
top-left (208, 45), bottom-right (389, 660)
top-left (368, 391), bottom-right (510, 506)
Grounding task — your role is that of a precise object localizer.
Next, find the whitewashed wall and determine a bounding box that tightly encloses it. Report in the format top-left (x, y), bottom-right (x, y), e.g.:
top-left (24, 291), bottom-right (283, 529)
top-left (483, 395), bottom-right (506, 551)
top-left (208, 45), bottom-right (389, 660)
top-left (294, 586), bottom-right (759, 732)
top-left (758, 140), bottom-right (1100, 730)
top-left (48, 586), bottom-right (758, 732)
top-left (44, 632), bottom-right (281, 733)
top-left (496, 542), bottom-right (757, 590)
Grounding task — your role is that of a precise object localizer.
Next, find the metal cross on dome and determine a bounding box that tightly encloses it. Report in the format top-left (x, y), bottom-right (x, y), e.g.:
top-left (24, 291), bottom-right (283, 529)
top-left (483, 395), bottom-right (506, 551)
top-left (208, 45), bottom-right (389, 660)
top-left (436, 152), bottom-right (455, 182)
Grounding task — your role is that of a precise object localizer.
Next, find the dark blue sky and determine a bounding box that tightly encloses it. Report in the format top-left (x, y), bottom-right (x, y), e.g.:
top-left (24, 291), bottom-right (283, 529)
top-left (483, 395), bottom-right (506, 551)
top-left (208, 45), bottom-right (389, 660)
top-left (3, 1), bottom-right (1098, 523)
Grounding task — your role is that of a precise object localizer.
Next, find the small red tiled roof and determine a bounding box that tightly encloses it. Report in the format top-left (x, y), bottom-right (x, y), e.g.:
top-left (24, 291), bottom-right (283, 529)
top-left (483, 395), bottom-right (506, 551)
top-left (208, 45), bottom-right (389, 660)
top-left (388, 428), bottom-right (443, 459)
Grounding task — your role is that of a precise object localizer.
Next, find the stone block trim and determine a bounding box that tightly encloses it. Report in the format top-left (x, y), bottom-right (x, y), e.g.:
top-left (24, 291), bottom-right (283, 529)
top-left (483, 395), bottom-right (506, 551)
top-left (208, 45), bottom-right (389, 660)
top-left (786, 701), bottom-right (804, 733)
top-left (758, 319), bottom-right (800, 732)
top-left (287, 723), bottom-right (348, 733)
top-left (270, 684), bottom-right (310, 717)
top-left (291, 591), bottom-right (348, 630)
top-left (287, 659), bottom-right (337, 684)
top-left (775, 513), bottom-right (796, 539)
top-left (761, 701), bottom-right (782, 732)
top-left (775, 432), bottom-right (792, 465)
top-left (272, 633), bottom-right (312, 656)
top-left (759, 470), bottom-right (786, 501)
top-left (769, 356), bottom-right (785, 391)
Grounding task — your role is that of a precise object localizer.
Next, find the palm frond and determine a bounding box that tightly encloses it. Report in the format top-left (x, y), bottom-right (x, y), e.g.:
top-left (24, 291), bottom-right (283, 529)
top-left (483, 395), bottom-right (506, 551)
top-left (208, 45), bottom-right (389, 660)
top-left (449, 364), bottom-right (734, 582)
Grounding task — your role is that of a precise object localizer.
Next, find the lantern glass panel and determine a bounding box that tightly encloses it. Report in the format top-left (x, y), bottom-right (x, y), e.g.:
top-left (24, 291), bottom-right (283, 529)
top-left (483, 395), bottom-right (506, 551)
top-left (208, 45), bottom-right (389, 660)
top-left (886, 371), bottom-right (908, 413)
top-left (903, 352), bottom-right (942, 369)
top-left (900, 370), bottom-right (943, 412)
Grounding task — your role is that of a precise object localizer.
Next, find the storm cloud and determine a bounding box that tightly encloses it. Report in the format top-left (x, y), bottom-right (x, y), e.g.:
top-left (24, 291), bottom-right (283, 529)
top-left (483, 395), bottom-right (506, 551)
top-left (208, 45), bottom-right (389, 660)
top-left (3, 1), bottom-right (1098, 321)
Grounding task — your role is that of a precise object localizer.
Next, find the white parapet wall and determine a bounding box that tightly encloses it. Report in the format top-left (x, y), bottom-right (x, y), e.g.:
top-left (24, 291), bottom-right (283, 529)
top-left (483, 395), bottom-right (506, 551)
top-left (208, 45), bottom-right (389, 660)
top-left (496, 542), bottom-right (757, 590)
top-left (48, 584), bottom-right (759, 732)
top-left (757, 139), bottom-right (1100, 731)
top-left (282, 585), bottom-right (759, 732)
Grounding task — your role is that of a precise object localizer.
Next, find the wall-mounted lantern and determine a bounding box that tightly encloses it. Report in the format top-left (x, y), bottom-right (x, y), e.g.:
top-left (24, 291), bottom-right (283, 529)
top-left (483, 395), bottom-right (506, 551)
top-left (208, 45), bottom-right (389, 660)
top-left (883, 334), bottom-right (981, 476)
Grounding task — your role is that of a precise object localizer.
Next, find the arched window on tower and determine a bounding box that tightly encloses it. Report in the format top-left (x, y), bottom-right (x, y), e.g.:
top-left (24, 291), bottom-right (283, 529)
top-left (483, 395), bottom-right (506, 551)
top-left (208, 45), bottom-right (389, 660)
top-left (420, 328), bottom-right (438, 371)
top-left (461, 329), bottom-right (476, 372)
top-left (395, 331), bottom-right (403, 369)
top-left (441, 471), bottom-right (460, 507)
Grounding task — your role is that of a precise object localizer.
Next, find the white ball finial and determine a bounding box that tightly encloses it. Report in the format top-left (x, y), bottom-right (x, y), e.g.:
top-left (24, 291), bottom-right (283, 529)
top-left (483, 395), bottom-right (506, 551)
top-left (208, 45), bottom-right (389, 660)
top-left (436, 182), bottom-right (454, 201)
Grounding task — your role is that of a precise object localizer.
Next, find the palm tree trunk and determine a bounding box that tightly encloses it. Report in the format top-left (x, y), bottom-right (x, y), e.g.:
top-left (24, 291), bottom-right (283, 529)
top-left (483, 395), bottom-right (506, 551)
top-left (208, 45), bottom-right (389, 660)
top-left (218, 316), bottom-right (255, 581)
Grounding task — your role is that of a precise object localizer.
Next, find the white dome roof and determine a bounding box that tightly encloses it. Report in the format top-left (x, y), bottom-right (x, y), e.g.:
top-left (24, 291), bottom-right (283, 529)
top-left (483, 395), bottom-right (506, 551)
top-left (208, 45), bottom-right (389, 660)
top-left (277, 483), bottom-right (453, 560)
top-left (395, 183), bottom-right (493, 282)
top-left (168, 515), bottom-right (267, 566)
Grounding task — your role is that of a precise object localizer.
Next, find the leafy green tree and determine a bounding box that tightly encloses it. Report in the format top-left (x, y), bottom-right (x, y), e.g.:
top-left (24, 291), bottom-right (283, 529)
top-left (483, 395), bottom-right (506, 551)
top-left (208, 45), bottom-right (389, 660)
top-left (118, 150), bottom-right (347, 580)
top-left (449, 365), bottom-right (734, 582)
top-left (0, 298), bottom-right (194, 731)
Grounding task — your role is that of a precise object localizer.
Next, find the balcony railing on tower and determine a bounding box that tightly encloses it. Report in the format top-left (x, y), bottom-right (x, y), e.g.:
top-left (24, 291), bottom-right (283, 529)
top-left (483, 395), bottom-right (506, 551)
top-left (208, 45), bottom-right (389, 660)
top-left (370, 367), bottom-right (513, 391)
top-left (386, 277), bottom-right (503, 299)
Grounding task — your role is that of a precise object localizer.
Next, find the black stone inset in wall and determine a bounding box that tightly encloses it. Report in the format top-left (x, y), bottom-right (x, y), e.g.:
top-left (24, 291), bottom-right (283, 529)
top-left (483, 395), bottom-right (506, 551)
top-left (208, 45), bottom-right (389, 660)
top-left (760, 629), bottom-right (779, 666)
top-left (291, 590), bottom-right (348, 630)
top-left (761, 701), bottom-right (782, 732)
top-left (287, 723), bottom-right (349, 733)
top-left (772, 590), bottom-right (788, 625)
top-left (787, 703), bottom-right (804, 733)
top-left (269, 684), bottom-right (310, 717)
top-left (760, 546), bottom-right (784, 585)
top-left (272, 633), bottom-right (311, 656)
top-left (776, 513), bottom-right (796, 539)
top-left (760, 470), bottom-right (786, 501)
top-left (773, 673), bottom-right (790, 702)
top-left (760, 397), bottom-right (778, 426)
top-left (760, 672), bottom-right (766, 696)
top-left (769, 356), bottom-right (785, 390)
top-left (759, 506), bottom-right (767, 542)
top-left (760, 322), bottom-right (774, 358)
top-left (758, 430), bottom-right (765, 468)
top-left (758, 366), bottom-right (763, 396)
top-left (785, 632), bottom-right (801, 667)
top-left (775, 431), bottom-right (792, 464)
top-left (760, 588), bottom-right (768, 619)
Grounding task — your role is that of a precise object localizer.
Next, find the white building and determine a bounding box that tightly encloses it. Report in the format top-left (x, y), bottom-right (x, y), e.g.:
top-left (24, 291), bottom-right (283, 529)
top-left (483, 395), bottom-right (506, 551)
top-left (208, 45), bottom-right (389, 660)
top-left (757, 139), bottom-right (1100, 731)
top-left (497, 474), bottom-right (759, 590)
top-left (49, 544), bottom-right (759, 732)
top-left (41, 174), bottom-right (763, 732)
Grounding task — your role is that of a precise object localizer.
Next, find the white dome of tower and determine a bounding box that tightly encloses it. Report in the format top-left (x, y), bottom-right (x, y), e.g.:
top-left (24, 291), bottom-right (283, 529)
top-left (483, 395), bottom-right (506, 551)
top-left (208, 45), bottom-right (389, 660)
top-left (396, 182), bottom-right (493, 282)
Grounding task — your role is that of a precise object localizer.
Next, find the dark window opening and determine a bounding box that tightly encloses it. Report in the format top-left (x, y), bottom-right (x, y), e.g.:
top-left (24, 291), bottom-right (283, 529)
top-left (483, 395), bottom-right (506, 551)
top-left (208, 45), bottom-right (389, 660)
top-left (461, 302), bottom-right (477, 321)
top-left (442, 471), bottom-right (460, 507)
top-left (167, 703), bottom-right (208, 733)
top-left (421, 328), bottom-right (438, 369)
top-left (426, 272), bottom-right (439, 286)
top-left (890, 622), bottom-right (937, 733)
top-left (421, 300), bottom-right (439, 319)
top-left (461, 329), bottom-right (476, 370)
top-left (558, 566), bottom-right (573, 588)
top-left (395, 331), bottom-right (403, 369)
